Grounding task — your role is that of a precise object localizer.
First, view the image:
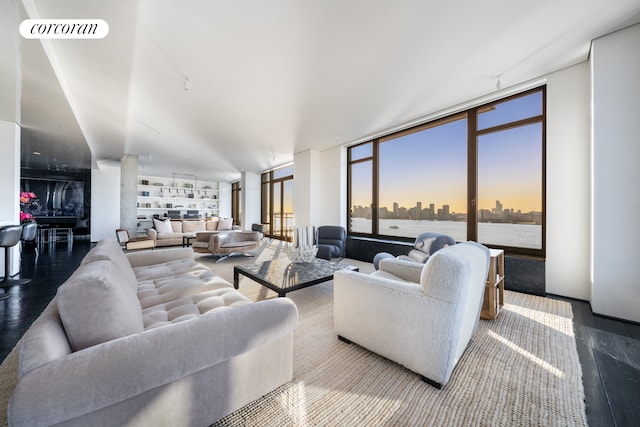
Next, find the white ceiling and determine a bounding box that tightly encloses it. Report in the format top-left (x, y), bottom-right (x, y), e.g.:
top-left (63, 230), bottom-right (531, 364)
top-left (16, 0), bottom-right (640, 181)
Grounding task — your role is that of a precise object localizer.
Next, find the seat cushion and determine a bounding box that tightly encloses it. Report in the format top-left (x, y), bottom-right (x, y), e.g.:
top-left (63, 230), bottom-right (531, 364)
top-left (132, 258), bottom-right (208, 281)
top-left (137, 271), bottom-right (232, 309)
top-left (142, 288), bottom-right (251, 330)
top-left (57, 260), bottom-right (144, 352)
top-left (157, 232), bottom-right (183, 240)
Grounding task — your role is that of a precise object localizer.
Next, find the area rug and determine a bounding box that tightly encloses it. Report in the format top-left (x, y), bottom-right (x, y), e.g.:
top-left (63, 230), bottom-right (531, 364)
top-left (200, 245), bottom-right (587, 426)
top-left (0, 243), bottom-right (587, 426)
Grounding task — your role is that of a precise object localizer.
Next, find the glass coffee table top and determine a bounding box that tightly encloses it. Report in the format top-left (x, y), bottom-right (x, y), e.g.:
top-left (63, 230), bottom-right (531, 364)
top-left (234, 257), bottom-right (358, 297)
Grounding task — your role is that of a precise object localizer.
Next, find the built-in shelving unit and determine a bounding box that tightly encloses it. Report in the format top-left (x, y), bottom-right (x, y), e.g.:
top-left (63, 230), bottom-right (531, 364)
top-left (136, 174), bottom-right (220, 233)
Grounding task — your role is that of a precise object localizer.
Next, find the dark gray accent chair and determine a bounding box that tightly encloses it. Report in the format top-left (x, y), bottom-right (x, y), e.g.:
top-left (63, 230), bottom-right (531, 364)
top-left (373, 232), bottom-right (456, 269)
top-left (251, 223), bottom-right (264, 240)
top-left (316, 226), bottom-right (346, 260)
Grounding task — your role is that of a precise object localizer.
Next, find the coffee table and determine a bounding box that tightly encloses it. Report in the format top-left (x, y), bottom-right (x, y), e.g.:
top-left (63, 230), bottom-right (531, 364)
top-left (182, 233), bottom-right (197, 247)
top-left (234, 257), bottom-right (358, 297)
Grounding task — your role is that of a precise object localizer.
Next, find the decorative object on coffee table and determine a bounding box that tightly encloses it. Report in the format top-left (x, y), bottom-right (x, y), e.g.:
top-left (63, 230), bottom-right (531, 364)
top-left (285, 244), bottom-right (318, 263)
top-left (285, 225), bottom-right (318, 263)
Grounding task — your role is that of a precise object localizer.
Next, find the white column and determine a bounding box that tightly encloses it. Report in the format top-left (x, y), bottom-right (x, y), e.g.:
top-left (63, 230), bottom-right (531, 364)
top-left (294, 147), bottom-right (345, 228)
top-left (120, 154), bottom-right (138, 235)
top-left (91, 160), bottom-right (121, 242)
top-left (241, 171), bottom-right (261, 228)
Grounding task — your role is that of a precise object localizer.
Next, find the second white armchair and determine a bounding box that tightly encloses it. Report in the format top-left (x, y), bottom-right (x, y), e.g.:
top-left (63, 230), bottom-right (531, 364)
top-left (333, 242), bottom-right (490, 389)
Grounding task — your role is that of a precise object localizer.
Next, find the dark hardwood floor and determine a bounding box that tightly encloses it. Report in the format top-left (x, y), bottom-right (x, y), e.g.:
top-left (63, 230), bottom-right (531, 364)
top-left (0, 240), bottom-right (91, 359)
top-left (1, 242), bottom-right (638, 426)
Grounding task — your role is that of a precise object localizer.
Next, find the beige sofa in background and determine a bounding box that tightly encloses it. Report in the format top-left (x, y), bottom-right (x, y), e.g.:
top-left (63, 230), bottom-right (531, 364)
top-left (9, 238), bottom-right (298, 427)
top-left (146, 217), bottom-right (239, 247)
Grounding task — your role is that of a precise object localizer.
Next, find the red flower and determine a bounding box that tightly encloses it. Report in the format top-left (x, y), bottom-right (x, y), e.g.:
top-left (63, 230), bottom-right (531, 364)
top-left (20, 191), bottom-right (40, 223)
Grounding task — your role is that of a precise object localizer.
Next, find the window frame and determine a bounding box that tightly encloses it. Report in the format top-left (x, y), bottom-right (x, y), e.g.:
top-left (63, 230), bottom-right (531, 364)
top-left (347, 86), bottom-right (546, 257)
top-left (261, 165), bottom-right (294, 241)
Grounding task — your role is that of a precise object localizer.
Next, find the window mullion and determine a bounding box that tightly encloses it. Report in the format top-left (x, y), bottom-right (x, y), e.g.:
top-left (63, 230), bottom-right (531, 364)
top-left (467, 110), bottom-right (478, 242)
top-left (372, 139), bottom-right (379, 236)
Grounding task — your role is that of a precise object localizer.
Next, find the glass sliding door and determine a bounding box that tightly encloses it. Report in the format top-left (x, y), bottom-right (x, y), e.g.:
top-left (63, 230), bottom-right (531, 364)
top-left (262, 165), bottom-right (294, 241)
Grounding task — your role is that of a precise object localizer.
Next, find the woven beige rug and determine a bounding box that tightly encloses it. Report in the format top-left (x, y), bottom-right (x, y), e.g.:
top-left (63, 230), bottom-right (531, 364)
top-left (0, 245), bottom-right (587, 426)
top-left (202, 246), bottom-right (587, 426)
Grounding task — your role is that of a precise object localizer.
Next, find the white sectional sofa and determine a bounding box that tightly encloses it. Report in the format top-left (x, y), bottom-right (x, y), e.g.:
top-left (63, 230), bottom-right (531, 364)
top-left (146, 218), bottom-right (239, 247)
top-left (9, 239), bottom-right (298, 427)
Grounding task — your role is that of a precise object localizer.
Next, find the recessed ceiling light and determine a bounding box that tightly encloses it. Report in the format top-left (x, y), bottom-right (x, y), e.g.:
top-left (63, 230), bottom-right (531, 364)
top-left (33, 151), bottom-right (41, 155)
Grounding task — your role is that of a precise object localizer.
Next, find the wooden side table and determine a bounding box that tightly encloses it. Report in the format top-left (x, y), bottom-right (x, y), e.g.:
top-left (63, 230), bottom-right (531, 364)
top-left (481, 249), bottom-right (505, 320)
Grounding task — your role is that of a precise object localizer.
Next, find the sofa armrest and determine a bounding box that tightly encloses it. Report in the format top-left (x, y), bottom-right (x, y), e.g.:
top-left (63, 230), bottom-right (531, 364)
top-left (125, 247), bottom-right (194, 267)
top-left (194, 231), bottom-right (219, 242)
top-left (378, 257), bottom-right (424, 283)
top-left (146, 228), bottom-right (158, 241)
top-left (9, 298), bottom-right (298, 427)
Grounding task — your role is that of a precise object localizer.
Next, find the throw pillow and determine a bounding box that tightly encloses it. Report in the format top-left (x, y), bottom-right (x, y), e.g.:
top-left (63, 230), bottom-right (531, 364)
top-left (57, 260), bottom-right (144, 351)
top-left (205, 219), bottom-right (219, 231)
top-left (218, 218), bottom-right (233, 230)
top-left (415, 237), bottom-right (437, 254)
top-left (153, 218), bottom-right (173, 234)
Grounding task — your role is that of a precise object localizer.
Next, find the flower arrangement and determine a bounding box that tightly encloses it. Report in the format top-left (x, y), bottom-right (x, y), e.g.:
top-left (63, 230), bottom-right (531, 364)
top-left (20, 191), bottom-right (40, 223)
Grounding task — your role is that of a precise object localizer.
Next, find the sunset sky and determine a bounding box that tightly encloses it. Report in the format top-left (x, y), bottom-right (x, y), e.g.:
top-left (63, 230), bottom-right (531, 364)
top-left (352, 92), bottom-right (543, 214)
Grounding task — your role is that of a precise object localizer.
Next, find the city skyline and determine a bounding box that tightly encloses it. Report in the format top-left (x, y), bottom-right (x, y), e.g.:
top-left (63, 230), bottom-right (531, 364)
top-left (352, 198), bottom-right (542, 224)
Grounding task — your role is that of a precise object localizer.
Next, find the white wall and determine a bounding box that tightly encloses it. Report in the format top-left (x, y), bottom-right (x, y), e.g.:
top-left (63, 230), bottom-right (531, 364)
top-left (315, 146), bottom-right (345, 227)
top-left (218, 182), bottom-right (232, 219)
top-left (545, 62), bottom-right (592, 300)
top-left (241, 172), bottom-right (261, 228)
top-left (0, 120), bottom-right (21, 276)
top-left (91, 162), bottom-right (121, 242)
top-left (591, 23), bottom-right (640, 322)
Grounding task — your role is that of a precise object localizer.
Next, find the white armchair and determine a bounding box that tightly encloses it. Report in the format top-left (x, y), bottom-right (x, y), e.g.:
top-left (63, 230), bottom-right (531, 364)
top-left (333, 242), bottom-right (490, 389)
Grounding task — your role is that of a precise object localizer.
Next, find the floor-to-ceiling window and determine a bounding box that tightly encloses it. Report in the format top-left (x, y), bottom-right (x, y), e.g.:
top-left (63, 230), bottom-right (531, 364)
top-left (347, 86), bottom-right (545, 257)
top-left (476, 90), bottom-right (544, 251)
top-left (261, 165), bottom-right (294, 241)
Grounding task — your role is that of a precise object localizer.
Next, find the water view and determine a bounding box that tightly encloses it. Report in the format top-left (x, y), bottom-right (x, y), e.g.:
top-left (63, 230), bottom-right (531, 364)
top-left (351, 218), bottom-right (542, 249)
